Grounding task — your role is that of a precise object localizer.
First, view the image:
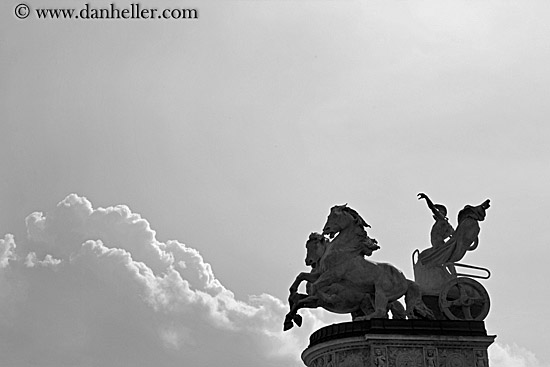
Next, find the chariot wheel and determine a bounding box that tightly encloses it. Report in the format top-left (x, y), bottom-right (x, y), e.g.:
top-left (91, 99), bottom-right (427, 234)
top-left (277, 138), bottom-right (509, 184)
top-left (439, 277), bottom-right (490, 321)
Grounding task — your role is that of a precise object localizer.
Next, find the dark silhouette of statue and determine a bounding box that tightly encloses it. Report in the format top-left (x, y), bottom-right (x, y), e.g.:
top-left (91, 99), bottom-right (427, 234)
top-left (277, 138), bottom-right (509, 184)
top-left (418, 193), bottom-right (454, 248)
top-left (418, 196), bottom-right (490, 267)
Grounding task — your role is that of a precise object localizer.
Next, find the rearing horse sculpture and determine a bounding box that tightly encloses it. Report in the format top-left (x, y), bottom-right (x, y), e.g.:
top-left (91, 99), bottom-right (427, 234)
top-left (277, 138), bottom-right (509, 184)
top-left (284, 205), bottom-right (434, 331)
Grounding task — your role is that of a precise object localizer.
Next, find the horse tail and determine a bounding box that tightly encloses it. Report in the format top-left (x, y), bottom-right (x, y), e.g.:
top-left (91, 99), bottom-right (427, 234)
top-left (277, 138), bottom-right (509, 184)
top-left (405, 280), bottom-right (435, 320)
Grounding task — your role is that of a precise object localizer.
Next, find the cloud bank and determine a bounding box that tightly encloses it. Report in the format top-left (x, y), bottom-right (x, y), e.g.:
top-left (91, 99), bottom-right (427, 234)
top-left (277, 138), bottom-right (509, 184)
top-left (0, 195), bottom-right (544, 367)
top-left (489, 343), bottom-right (546, 367)
top-left (0, 194), bottom-right (322, 367)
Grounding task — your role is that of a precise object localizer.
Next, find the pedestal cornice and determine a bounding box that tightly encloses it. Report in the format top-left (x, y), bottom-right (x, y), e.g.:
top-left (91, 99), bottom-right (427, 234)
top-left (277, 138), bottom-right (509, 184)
top-left (302, 320), bottom-right (495, 367)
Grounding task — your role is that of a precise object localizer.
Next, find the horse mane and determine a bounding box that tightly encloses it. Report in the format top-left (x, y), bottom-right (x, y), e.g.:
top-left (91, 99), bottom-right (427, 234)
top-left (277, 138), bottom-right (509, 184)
top-left (339, 205), bottom-right (379, 256)
top-left (308, 232), bottom-right (328, 245)
top-left (341, 206), bottom-right (371, 228)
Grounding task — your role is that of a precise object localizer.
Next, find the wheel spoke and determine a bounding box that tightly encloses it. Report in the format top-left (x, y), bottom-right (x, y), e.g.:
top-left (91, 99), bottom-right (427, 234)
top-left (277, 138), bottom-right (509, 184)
top-left (462, 306), bottom-right (473, 320)
top-left (439, 277), bottom-right (490, 321)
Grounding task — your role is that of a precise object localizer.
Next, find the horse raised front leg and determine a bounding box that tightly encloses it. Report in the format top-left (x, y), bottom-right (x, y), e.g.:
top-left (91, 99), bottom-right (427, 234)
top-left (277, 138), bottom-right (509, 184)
top-left (284, 292), bottom-right (307, 331)
top-left (285, 272), bottom-right (321, 331)
top-left (284, 295), bottom-right (320, 331)
top-left (289, 271), bottom-right (320, 294)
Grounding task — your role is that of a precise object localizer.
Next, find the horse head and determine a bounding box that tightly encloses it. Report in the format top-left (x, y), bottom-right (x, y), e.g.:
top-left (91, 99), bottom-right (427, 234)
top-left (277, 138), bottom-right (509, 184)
top-left (322, 204), bottom-right (370, 238)
top-left (305, 232), bottom-right (328, 269)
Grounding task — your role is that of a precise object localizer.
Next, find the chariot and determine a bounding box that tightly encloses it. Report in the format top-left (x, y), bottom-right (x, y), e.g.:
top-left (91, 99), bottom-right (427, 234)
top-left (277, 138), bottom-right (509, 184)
top-left (412, 249), bottom-right (491, 321)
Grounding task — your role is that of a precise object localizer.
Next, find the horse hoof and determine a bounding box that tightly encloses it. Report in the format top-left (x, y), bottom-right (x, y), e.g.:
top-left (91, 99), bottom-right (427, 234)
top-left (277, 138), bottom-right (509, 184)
top-left (283, 321), bottom-right (294, 331)
top-left (293, 314), bottom-right (303, 327)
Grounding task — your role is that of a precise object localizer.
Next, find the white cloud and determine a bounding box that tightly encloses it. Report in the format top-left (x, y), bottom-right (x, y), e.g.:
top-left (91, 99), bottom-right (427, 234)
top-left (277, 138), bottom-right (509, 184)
top-left (0, 194), bottom-right (319, 367)
top-left (489, 343), bottom-right (547, 367)
top-left (24, 252), bottom-right (62, 268)
top-left (0, 234), bottom-right (16, 268)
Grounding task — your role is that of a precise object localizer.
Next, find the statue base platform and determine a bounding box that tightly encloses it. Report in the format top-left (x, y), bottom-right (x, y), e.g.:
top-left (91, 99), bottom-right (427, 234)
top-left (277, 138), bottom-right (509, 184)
top-left (301, 319), bottom-right (495, 367)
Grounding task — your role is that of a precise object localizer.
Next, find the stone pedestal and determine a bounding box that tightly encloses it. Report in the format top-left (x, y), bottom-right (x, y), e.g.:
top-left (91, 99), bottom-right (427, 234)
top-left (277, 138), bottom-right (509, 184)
top-left (301, 320), bottom-right (495, 367)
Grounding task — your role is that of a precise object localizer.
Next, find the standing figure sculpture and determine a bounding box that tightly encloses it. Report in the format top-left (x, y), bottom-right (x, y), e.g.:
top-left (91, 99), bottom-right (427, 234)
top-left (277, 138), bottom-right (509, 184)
top-left (426, 350), bottom-right (437, 367)
top-left (373, 348), bottom-right (386, 367)
top-left (419, 198), bottom-right (490, 267)
top-left (475, 351), bottom-right (487, 367)
top-left (418, 193), bottom-right (454, 248)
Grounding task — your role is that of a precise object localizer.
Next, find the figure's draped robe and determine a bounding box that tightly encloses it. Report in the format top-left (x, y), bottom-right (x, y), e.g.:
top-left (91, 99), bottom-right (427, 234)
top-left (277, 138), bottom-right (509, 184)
top-left (419, 204), bottom-right (488, 266)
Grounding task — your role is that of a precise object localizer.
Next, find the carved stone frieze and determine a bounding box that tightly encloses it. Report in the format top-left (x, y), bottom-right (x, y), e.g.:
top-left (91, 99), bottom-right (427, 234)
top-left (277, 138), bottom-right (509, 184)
top-left (301, 321), bottom-right (495, 367)
top-left (337, 349), bottom-right (367, 367)
top-left (439, 348), bottom-right (472, 367)
top-left (310, 353), bottom-right (336, 367)
top-left (386, 347), bottom-right (423, 367)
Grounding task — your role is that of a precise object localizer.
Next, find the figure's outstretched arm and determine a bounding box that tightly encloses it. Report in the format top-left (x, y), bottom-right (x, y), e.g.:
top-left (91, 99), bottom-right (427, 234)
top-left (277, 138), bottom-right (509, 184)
top-left (418, 193), bottom-right (447, 220)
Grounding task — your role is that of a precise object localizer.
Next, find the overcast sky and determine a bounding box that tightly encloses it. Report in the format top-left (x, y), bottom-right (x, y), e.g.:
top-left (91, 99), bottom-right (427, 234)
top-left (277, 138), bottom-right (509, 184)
top-left (2, 0), bottom-right (550, 366)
